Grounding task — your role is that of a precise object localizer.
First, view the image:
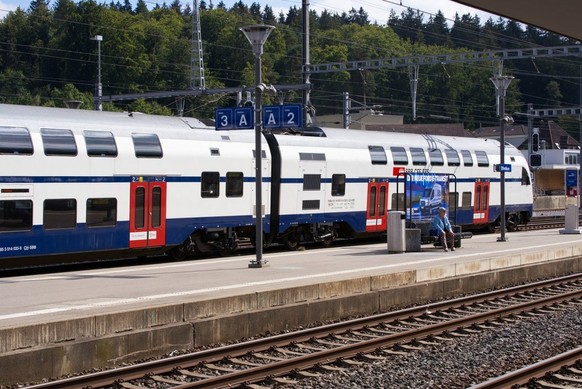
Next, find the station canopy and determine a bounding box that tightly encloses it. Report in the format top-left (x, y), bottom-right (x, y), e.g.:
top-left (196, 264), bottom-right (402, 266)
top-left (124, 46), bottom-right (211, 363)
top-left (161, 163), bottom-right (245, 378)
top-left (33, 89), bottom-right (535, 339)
top-left (453, 0), bottom-right (582, 41)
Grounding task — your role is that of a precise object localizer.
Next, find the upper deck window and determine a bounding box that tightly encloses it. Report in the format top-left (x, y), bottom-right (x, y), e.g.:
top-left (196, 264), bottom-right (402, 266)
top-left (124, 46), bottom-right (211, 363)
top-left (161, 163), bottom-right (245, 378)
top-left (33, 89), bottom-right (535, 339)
top-left (84, 130), bottom-right (118, 157)
top-left (429, 149), bottom-right (444, 166)
top-left (369, 146), bottom-right (387, 165)
top-left (390, 146), bottom-right (408, 165)
top-left (444, 149), bottom-right (461, 166)
top-left (41, 128), bottom-right (77, 156)
top-left (132, 133), bottom-right (163, 158)
top-left (0, 127), bottom-right (33, 155)
top-left (410, 147), bottom-right (427, 166)
top-left (461, 150), bottom-right (473, 166)
top-left (475, 150), bottom-right (489, 167)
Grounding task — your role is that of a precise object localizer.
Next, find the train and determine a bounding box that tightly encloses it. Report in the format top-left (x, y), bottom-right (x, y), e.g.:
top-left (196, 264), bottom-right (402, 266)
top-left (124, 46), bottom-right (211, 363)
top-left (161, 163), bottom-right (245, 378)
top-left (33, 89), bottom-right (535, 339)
top-left (0, 103), bottom-right (533, 266)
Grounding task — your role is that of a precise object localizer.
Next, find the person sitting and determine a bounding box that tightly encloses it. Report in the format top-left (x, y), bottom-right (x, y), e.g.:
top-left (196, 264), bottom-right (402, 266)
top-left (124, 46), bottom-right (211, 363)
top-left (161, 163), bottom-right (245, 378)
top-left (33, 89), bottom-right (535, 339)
top-left (431, 207), bottom-right (455, 252)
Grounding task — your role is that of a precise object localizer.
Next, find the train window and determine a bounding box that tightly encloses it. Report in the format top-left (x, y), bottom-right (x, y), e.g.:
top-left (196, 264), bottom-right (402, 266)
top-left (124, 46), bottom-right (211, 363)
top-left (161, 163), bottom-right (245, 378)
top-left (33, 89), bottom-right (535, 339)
top-left (0, 200), bottom-right (32, 232)
top-left (410, 148), bottom-right (427, 166)
top-left (132, 133), bottom-right (163, 158)
top-left (299, 153), bottom-right (326, 161)
top-left (379, 186), bottom-right (386, 216)
top-left (302, 200), bottom-right (320, 210)
top-left (521, 167), bottom-right (531, 186)
top-left (151, 187), bottom-right (161, 228)
top-left (449, 192), bottom-right (459, 209)
top-left (461, 150), bottom-right (473, 166)
top-left (303, 174), bottom-right (321, 191)
top-left (210, 148), bottom-right (220, 156)
top-left (135, 188), bottom-right (145, 229)
top-left (43, 199), bottom-right (76, 229)
top-left (41, 128), bottom-right (77, 156)
top-left (475, 151), bottom-right (489, 167)
top-left (201, 172), bottom-right (220, 198)
top-left (332, 174), bottom-right (346, 196)
top-left (84, 131), bottom-right (118, 157)
top-left (444, 149), bottom-right (461, 166)
top-left (429, 149), bottom-right (444, 166)
top-left (369, 146), bottom-right (387, 165)
top-left (0, 127), bottom-right (33, 155)
top-left (86, 198), bottom-right (117, 227)
top-left (461, 192), bottom-right (472, 208)
top-left (226, 172), bottom-right (244, 197)
top-left (390, 146), bottom-right (408, 165)
top-left (252, 150), bottom-right (267, 158)
top-left (369, 186), bottom-right (376, 217)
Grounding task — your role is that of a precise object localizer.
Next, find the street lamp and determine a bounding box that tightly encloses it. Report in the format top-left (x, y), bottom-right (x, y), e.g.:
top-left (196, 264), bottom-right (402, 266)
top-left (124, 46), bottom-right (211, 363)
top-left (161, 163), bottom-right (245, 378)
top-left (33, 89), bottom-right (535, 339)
top-left (240, 24), bottom-right (275, 268)
top-left (90, 35), bottom-right (103, 111)
top-left (490, 74), bottom-right (514, 242)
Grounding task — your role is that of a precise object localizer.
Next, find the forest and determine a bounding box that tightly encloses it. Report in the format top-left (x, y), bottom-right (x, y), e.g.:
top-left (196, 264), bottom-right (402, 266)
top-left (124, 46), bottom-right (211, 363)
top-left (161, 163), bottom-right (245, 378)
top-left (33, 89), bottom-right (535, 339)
top-left (0, 0), bottom-right (580, 131)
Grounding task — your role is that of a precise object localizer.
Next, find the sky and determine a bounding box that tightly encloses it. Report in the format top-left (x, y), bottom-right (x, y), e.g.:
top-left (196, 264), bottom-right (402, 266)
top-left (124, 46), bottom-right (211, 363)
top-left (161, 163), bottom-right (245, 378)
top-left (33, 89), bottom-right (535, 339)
top-left (0, 0), bottom-right (499, 25)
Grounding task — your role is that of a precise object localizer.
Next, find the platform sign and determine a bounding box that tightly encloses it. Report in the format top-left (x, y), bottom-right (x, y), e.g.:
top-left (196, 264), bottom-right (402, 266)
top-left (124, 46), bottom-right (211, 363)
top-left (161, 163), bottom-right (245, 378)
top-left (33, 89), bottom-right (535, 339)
top-left (566, 169), bottom-right (577, 187)
top-left (495, 163), bottom-right (512, 172)
top-left (262, 105), bottom-right (281, 129)
top-left (215, 107), bottom-right (254, 130)
top-left (262, 104), bottom-right (303, 129)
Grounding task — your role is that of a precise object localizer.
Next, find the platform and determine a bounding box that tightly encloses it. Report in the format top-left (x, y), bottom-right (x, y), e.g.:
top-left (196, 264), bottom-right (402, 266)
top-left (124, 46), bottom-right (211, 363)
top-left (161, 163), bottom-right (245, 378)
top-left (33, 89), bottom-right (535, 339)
top-left (1, 228), bottom-right (582, 385)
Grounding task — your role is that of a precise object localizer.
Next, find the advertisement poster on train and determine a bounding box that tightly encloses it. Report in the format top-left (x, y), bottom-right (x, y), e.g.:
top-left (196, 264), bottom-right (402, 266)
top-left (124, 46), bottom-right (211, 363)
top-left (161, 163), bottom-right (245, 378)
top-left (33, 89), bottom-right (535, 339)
top-left (406, 173), bottom-right (448, 221)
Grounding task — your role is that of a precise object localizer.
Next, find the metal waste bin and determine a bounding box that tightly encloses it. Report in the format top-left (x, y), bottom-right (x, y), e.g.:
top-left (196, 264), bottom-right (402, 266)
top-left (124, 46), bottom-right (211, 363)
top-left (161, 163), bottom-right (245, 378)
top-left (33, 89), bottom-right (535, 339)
top-left (388, 211), bottom-right (405, 253)
top-left (560, 204), bottom-right (581, 234)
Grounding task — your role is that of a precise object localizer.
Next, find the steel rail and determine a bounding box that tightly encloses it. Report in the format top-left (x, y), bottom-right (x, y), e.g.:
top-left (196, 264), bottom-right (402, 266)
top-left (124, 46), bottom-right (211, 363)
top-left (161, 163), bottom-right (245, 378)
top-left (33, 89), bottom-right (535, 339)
top-left (468, 346), bottom-right (582, 389)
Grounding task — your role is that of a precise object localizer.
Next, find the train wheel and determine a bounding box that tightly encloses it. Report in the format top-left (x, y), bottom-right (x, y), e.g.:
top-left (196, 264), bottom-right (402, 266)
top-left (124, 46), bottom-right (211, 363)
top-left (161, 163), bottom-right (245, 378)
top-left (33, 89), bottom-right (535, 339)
top-left (322, 236), bottom-right (333, 248)
top-left (284, 236), bottom-right (300, 250)
top-left (168, 245), bottom-right (188, 260)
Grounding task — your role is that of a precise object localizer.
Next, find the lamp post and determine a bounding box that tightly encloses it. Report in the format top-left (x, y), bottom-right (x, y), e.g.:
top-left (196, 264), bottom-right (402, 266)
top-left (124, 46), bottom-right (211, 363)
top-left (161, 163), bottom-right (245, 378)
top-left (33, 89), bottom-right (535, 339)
top-left (490, 74), bottom-right (514, 242)
top-left (240, 24), bottom-right (275, 268)
top-left (90, 35), bottom-right (103, 111)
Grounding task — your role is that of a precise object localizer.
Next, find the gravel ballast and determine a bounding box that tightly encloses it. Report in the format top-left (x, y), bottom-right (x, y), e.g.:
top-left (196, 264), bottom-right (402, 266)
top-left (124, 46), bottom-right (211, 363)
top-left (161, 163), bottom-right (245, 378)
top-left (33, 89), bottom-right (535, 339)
top-left (295, 306), bottom-right (582, 388)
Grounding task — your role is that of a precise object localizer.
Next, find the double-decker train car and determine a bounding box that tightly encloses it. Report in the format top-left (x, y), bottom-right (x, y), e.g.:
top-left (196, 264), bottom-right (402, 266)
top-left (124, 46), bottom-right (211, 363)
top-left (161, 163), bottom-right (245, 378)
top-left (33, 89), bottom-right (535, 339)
top-left (0, 104), bottom-right (533, 266)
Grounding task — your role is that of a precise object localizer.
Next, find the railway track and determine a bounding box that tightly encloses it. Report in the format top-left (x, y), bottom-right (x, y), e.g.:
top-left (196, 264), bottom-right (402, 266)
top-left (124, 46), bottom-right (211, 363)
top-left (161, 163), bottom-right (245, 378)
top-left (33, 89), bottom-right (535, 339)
top-left (470, 346), bottom-right (582, 389)
top-left (27, 273), bottom-right (582, 389)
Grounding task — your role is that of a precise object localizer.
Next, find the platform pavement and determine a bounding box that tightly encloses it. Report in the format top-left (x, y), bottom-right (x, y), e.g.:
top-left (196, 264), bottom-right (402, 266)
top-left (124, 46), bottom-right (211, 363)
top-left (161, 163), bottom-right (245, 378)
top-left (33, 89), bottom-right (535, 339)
top-left (1, 228), bottom-right (582, 384)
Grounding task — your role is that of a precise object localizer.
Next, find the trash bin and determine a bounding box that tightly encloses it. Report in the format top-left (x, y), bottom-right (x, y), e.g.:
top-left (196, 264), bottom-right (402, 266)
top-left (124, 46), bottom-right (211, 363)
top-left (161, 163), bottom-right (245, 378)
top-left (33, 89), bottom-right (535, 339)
top-left (405, 228), bottom-right (421, 252)
top-left (560, 204), bottom-right (581, 234)
top-left (388, 211), bottom-right (405, 253)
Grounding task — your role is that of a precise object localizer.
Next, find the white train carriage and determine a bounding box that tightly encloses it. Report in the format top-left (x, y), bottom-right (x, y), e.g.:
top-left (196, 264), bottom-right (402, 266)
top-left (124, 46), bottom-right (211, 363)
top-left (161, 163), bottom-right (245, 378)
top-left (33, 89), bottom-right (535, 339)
top-left (0, 103), bottom-right (534, 265)
top-left (0, 104), bottom-right (266, 263)
top-left (265, 128), bottom-right (533, 246)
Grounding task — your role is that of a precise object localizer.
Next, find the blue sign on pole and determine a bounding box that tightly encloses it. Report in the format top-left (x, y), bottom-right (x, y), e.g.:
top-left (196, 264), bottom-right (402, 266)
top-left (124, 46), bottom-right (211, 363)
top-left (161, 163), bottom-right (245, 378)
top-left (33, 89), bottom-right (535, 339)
top-left (281, 104), bottom-right (303, 128)
top-left (263, 105), bottom-right (281, 129)
top-left (496, 164), bottom-right (512, 172)
top-left (263, 104), bottom-right (303, 129)
top-left (215, 107), bottom-right (253, 130)
top-left (215, 108), bottom-right (234, 130)
top-left (216, 104), bottom-right (302, 130)
top-left (566, 169), bottom-right (577, 187)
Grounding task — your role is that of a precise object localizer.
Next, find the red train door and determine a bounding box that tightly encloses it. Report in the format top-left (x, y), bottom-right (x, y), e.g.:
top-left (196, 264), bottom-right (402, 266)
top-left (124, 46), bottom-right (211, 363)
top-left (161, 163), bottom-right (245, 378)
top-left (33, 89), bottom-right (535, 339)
top-left (129, 177), bottom-right (167, 248)
top-left (366, 181), bottom-right (388, 232)
top-left (473, 181), bottom-right (490, 224)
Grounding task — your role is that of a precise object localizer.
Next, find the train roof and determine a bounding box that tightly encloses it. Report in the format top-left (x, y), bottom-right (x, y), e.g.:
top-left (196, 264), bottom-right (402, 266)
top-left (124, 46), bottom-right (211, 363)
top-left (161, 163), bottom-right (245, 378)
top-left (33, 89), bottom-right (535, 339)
top-left (0, 103), bottom-right (211, 131)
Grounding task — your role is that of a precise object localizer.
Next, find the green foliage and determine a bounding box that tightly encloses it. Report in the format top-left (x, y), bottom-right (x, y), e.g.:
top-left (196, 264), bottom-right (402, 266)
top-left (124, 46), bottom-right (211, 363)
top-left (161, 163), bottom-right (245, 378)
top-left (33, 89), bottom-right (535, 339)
top-left (0, 1), bottom-right (578, 127)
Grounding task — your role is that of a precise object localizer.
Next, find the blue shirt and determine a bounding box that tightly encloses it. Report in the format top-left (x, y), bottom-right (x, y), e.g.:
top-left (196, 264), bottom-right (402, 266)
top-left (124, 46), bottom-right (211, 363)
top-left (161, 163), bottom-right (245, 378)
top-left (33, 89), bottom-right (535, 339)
top-left (431, 214), bottom-right (452, 234)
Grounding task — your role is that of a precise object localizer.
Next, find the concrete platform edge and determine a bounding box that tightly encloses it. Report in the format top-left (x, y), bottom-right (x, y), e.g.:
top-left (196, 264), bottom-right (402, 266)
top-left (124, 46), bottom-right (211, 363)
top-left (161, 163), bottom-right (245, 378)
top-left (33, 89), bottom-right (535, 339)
top-left (1, 256), bottom-right (581, 385)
